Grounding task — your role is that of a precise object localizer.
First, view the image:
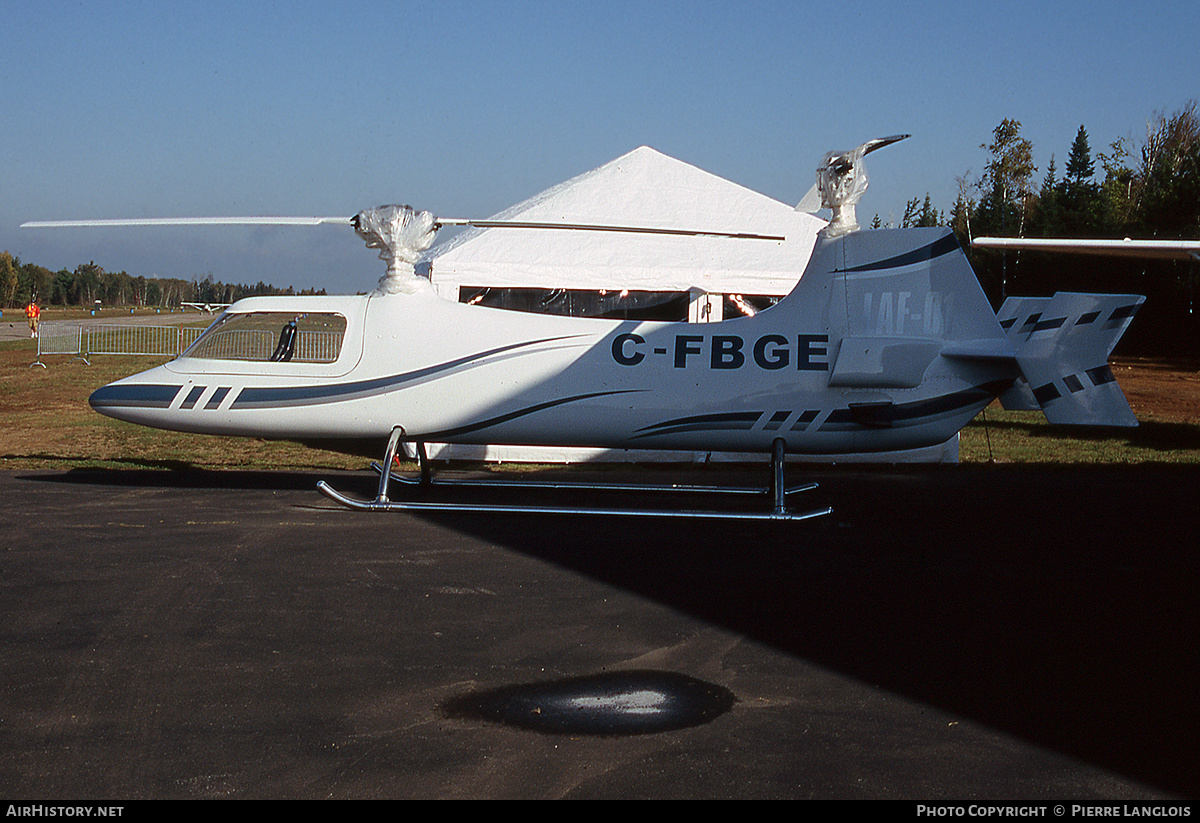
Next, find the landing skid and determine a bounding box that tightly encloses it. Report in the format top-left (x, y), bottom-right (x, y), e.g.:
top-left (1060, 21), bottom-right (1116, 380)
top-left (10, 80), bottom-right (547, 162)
top-left (317, 428), bottom-right (832, 522)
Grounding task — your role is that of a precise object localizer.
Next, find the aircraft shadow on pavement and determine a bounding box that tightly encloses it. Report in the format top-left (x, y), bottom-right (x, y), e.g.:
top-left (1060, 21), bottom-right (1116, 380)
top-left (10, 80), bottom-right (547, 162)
top-left (25, 461), bottom-right (1200, 796)
top-left (394, 463), bottom-right (1200, 798)
top-left (27, 463), bottom-right (369, 491)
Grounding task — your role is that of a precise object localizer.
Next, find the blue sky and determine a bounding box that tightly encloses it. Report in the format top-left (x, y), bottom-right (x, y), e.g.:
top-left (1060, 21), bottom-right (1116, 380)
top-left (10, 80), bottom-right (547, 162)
top-left (3, 0), bottom-right (1199, 294)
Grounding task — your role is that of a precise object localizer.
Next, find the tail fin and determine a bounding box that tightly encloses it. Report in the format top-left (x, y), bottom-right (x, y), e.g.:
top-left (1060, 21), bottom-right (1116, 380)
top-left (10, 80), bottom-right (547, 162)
top-left (995, 296), bottom-right (1050, 411)
top-left (997, 292), bottom-right (1144, 426)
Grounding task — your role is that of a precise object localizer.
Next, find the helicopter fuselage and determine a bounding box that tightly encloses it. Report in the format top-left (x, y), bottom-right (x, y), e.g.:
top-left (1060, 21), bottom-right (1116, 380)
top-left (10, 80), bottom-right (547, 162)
top-left (89, 228), bottom-right (1029, 456)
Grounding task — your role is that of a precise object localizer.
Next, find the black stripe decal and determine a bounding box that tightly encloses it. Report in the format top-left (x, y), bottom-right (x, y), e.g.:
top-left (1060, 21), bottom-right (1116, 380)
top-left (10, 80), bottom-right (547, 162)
top-left (232, 336), bottom-right (584, 409)
top-left (841, 233), bottom-right (961, 272)
top-left (181, 386), bottom-right (205, 409)
top-left (1033, 383), bottom-right (1062, 405)
top-left (820, 381), bottom-right (1009, 432)
top-left (205, 387), bottom-right (230, 409)
top-left (1026, 367), bottom-right (1116, 407)
top-left (633, 411), bottom-right (763, 439)
top-left (417, 390), bottom-right (641, 440)
top-left (1087, 365), bottom-right (1116, 386)
top-left (89, 384), bottom-right (182, 409)
top-left (763, 410), bottom-right (791, 431)
top-left (1033, 317), bottom-right (1066, 333)
top-left (790, 410), bottom-right (820, 431)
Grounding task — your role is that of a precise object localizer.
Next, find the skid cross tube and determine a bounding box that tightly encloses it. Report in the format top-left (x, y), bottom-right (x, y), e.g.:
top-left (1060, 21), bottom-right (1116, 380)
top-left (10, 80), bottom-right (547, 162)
top-left (317, 429), bottom-right (831, 521)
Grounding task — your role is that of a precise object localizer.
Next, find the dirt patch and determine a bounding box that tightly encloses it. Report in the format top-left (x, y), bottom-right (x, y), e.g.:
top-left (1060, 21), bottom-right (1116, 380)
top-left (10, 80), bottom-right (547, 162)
top-left (1115, 356), bottom-right (1200, 423)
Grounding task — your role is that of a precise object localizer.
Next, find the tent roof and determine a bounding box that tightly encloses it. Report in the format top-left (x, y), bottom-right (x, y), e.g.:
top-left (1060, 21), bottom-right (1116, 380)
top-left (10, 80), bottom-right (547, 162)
top-left (423, 146), bottom-right (825, 295)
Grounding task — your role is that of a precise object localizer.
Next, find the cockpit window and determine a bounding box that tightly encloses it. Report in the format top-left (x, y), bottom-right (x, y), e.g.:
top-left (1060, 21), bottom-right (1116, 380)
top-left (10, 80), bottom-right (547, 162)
top-left (181, 312), bottom-right (346, 363)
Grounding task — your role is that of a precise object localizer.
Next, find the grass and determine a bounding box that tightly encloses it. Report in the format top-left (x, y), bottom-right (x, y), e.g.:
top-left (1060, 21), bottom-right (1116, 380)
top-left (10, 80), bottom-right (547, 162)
top-left (9, 305), bottom-right (196, 320)
top-left (3, 335), bottom-right (1199, 471)
top-left (959, 408), bottom-right (1200, 463)
top-left (1, 338), bottom-right (369, 472)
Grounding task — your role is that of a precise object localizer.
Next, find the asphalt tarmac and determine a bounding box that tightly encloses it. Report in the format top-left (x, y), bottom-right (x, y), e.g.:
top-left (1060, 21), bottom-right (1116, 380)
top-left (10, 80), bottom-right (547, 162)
top-left (1, 462), bottom-right (1196, 799)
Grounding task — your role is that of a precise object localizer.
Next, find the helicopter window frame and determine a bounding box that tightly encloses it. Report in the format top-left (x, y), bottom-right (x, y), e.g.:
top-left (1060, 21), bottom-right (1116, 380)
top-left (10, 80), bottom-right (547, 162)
top-left (179, 311), bottom-right (348, 365)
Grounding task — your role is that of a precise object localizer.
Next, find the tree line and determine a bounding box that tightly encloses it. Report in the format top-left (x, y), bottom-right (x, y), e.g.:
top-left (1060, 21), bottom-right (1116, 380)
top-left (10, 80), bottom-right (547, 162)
top-left (889, 102), bottom-right (1200, 356)
top-left (0, 253), bottom-right (325, 310)
top-left (6, 106), bottom-right (1198, 354)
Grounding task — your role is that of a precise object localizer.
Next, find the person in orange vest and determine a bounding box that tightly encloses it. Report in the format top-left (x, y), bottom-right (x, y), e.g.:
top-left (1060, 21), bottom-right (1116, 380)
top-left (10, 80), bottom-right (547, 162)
top-left (25, 301), bottom-right (40, 338)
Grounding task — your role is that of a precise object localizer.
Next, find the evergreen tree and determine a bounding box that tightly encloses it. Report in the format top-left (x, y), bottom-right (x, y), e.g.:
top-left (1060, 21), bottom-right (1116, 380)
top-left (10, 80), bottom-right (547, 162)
top-left (1064, 125), bottom-right (1095, 186)
top-left (1035, 155), bottom-right (1062, 236)
top-left (1061, 125), bottom-right (1102, 233)
top-left (917, 194), bottom-right (941, 227)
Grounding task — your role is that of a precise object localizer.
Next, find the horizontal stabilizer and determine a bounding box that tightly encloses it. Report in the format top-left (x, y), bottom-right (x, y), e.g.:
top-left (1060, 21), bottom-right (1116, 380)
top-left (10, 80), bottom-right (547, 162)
top-left (998, 292), bottom-right (1144, 426)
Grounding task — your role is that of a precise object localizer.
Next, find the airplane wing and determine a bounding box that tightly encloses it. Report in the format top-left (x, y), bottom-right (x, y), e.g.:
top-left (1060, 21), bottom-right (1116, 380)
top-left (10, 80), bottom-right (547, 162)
top-left (973, 236), bottom-right (1200, 261)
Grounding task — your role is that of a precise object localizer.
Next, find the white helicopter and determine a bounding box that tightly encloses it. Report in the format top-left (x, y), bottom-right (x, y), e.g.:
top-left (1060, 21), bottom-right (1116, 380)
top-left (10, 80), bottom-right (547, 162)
top-left (22, 137), bottom-right (1156, 521)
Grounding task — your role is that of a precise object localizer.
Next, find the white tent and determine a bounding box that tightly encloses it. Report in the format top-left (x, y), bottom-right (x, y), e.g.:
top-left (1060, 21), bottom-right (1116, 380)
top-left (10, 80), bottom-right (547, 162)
top-left (422, 146), bottom-right (825, 305)
top-left (412, 147), bottom-right (958, 464)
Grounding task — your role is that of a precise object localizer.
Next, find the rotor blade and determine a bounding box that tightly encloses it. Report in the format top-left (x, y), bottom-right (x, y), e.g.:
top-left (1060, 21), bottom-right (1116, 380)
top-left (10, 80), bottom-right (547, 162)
top-left (22, 215), bottom-right (782, 240)
top-left (435, 218), bottom-right (784, 241)
top-left (20, 216), bottom-right (353, 228)
top-left (795, 184), bottom-right (823, 213)
top-left (973, 236), bottom-right (1200, 261)
top-left (860, 134), bottom-right (911, 156)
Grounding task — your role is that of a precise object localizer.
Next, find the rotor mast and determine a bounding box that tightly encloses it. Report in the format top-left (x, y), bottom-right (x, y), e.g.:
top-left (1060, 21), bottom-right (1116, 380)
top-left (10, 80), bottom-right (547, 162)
top-left (798, 134), bottom-right (910, 238)
top-left (350, 205), bottom-right (439, 293)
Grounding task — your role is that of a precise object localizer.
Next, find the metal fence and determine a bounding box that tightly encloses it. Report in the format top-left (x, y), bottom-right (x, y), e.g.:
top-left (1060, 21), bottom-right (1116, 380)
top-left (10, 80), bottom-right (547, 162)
top-left (32, 322), bottom-right (340, 366)
top-left (31, 323), bottom-right (85, 363)
top-left (187, 328), bottom-right (342, 362)
top-left (85, 324), bottom-right (204, 357)
top-left (32, 322), bottom-right (203, 366)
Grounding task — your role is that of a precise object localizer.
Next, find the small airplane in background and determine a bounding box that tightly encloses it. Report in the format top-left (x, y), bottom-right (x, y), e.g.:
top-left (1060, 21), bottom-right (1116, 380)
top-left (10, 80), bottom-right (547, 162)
top-left (22, 137), bottom-right (1150, 521)
top-left (181, 302), bottom-right (231, 314)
